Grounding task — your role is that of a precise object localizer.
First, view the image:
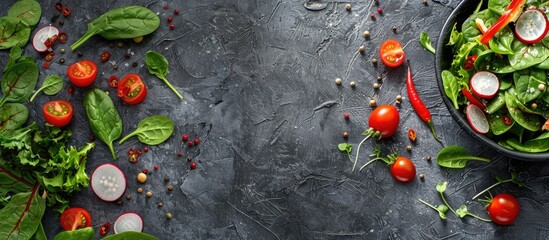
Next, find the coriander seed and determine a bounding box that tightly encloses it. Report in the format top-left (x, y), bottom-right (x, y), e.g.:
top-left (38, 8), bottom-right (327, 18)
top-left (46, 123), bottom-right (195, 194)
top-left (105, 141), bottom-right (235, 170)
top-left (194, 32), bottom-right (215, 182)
top-left (369, 99), bottom-right (376, 107)
top-left (376, 75), bottom-right (382, 81)
top-left (146, 191), bottom-right (152, 198)
top-left (126, 194), bottom-right (132, 200)
top-left (345, 4), bottom-right (351, 11)
top-left (359, 45), bottom-right (365, 54)
top-left (419, 173), bottom-right (425, 181)
top-left (137, 173), bottom-right (147, 183)
top-left (335, 78), bottom-right (342, 85)
top-left (343, 131), bottom-right (349, 138)
top-left (158, 202), bottom-right (164, 208)
top-left (532, 103), bottom-right (538, 109)
top-left (396, 95), bottom-right (402, 101)
top-left (363, 30), bottom-right (370, 38)
top-left (371, 58), bottom-right (378, 65)
top-left (406, 145), bottom-right (412, 151)
top-left (539, 83), bottom-right (546, 91)
top-left (165, 213), bottom-right (173, 219)
top-left (350, 81), bottom-right (356, 87)
top-left (137, 188), bottom-right (143, 193)
top-left (373, 83), bottom-right (380, 89)
top-left (167, 185), bottom-right (173, 191)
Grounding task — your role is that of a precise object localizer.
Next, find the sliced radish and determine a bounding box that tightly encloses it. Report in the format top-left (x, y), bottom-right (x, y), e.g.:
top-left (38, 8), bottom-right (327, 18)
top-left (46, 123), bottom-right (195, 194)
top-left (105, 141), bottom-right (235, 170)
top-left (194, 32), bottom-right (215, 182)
top-left (470, 71), bottom-right (499, 99)
top-left (114, 212), bottom-right (143, 234)
top-left (514, 8), bottom-right (549, 44)
top-left (90, 164), bottom-right (126, 202)
top-left (32, 26), bottom-right (59, 53)
top-left (466, 104), bottom-right (490, 134)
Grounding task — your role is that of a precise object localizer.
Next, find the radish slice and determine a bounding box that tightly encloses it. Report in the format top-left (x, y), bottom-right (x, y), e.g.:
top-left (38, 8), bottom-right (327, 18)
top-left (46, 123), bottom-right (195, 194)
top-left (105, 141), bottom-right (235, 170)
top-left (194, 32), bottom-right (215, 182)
top-left (90, 164), bottom-right (126, 202)
top-left (466, 104), bottom-right (490, 134)
top-left (32, 26), bottom-right (59, 52)
top-left (514, 8), bottom-right (549, 44)
top-left (114, 212), bottom-right (143, 234)
top-left (470, 71), bottom-right (499, 99)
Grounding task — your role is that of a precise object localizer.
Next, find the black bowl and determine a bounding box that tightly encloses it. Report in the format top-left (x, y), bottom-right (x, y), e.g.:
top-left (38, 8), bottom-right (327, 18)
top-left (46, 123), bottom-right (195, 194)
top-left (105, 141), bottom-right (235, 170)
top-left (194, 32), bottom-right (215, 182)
top-left (435, 0), bottom-right (549, 161)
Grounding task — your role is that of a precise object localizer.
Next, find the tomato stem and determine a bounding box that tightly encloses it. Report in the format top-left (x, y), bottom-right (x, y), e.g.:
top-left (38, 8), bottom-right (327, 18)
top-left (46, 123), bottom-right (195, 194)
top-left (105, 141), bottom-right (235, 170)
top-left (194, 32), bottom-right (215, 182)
top-left (352, 134), bottom-right (372, 172)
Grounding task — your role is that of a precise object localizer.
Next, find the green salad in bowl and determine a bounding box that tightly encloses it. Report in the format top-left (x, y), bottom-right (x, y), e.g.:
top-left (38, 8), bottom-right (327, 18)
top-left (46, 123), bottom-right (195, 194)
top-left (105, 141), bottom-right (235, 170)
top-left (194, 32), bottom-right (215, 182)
top-left (436, 0), bottom-right (549, 160)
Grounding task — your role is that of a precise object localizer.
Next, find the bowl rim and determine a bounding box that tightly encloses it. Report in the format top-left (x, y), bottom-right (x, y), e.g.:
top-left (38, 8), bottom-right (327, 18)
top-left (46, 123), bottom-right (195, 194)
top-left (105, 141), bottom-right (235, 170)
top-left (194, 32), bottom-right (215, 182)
top-left (434, 0), bottom-right (549, 161)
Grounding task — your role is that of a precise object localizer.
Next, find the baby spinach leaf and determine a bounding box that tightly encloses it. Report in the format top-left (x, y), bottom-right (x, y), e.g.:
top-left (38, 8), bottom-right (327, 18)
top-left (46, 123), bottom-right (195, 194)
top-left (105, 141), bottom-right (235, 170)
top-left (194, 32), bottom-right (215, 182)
top-left (31, 222), bottom-right (47, 240)
top-left (487, 108), bottom-right (513, 135)
top-left (488, 26), bottom-right (514, 55)
top-left (29, 75), bottom-right (64, 102)
top-left (505, 90), bottom-right (541, 131)
top-left (513, 69), bottom-right (545, 103)
top-left (0, 103), bottom-right (28, 133)
top-left (506, 133), bottom-right (549, 152)
top-left (119, 115), bottom-right (174, 145)
top-left (0, 62), bottom-right (39, 107)
top-left (447, 23), bottom-right (464, 50)
top-left (145, 50), bottom-right (184, 99)
top-left (441, 70), bottom-right (461, 109)
top-left (0, 16), bottom-right (31, 50)
top-left (420, 32), bottom-right (436, 54)
top-left (83, 88), bottom-right (122, 160)
top-left (102, 231), bottom-right (159, 240)
top-left (436, 146), bottom-right (491, 168)
top-left (4, 46), bottom-right (22, 73)
top-left (462, 9), bottom-right (496, 42)
top-left (488, 0), bottom-right (510, 15)
top-left (53, 227), bottom-right (94, 240)
top-left (0, 183), bottom-right (45, 240)
top-left (71, 6), bottom-right (160, 50)
top-left (7, 0), bottom-right (42, 27)
top-left (485, 93), bottom-right (505, 114)
top-left (509, 42), bottom-right (549, 70)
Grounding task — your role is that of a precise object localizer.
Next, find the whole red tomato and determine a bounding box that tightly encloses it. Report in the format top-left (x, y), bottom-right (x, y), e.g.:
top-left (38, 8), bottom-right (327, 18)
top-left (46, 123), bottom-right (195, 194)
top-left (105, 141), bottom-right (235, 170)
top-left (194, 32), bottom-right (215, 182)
top-left (60, 207), bottom-right (92, 231)
top-left (488, 193), bottom-right (520, 225)
top-left (368, 104), bottom-right (400, 138)
top-left (390, 156), bottom-right (416, 183)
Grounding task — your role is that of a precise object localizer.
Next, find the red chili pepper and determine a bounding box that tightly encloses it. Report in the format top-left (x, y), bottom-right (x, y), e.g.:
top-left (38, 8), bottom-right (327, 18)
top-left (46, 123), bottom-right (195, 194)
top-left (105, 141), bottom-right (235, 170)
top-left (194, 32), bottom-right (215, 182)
top-left (503, 115), bottom-right (513, 125)
top-left (55, 2), bottom-right (63, 11)
top-left (99, 222), bottom-right (110, 235)
top-left (408, 129), bottom-right (417, 141)
top-left (45, 52), bottom-right (55, 62)
top-left (461, 88), bottom-right (485, 110)
top-left (108, 76), bottom-right (119, 88)
top-left (480, 0), bottom-right (526, 44)
top-left (62, 6), bottom-right (71, 17)
top-left (463, 55), bottom-right (478, 71)
top-left (43, 62), bottom-right (50, 69)
top-left (406, 61), bottom-right (442, 143)
top-left (100, 51), bottom-right (111, 63)
top-left (67, 86), bottom-right (74, 95)
top-left (58, 32), bottom-right (68, 43)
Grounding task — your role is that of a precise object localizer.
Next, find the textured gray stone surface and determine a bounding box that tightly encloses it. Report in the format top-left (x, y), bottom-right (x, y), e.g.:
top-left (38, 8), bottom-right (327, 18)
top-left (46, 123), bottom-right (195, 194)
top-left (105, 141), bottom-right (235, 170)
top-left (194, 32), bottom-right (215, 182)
top-left (1, 0), bottom-right (549, 239)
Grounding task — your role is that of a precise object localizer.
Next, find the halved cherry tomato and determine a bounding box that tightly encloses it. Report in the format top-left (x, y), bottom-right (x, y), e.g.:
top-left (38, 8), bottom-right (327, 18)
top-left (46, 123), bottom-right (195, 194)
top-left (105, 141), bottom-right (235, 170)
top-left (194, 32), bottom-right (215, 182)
top-left (487, 193), bottom-right (520, 225)
top-left (390, 156), bottom-right (416, 183)
top-left (118, 73), bottom-right (147, 104)
top-left (379, 39), bottom-right (406, 68)
top-left (67, 60), bottom-right (98, 87)
top-left (463, 55), bottom-right (478, 70)
top-left (60, 207), bottom-right (92, 231)
top-left (42, 100), bottom-right (73, 127)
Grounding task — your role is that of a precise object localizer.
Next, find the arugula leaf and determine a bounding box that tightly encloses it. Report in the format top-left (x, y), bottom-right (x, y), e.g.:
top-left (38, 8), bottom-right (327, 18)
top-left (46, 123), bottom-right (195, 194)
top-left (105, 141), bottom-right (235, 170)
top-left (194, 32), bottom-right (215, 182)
top-left (420, 32), bottom-right (436, 54)
top-left (436, 146), bottom-right (491, 168)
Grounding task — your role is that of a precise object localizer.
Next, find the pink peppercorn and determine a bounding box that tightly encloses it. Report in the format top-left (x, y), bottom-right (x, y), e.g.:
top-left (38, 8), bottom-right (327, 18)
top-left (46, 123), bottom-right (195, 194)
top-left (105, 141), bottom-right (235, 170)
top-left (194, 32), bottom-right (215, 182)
top-left (187, 142), bottom-right (193, 147)
top-left (193, 138), bottom-right (200, 145)
top-left (177, 152), bottom-right (183, 157)
top-left (167, 16), bottom-right (173, 22)
top-left (377, 8), bottom-right (383, 14)
top-left (370, 13), bottom-right (376, 20)
top-left (169, 24), bottom-right (175, 30)
top-left (142, 169), bottom-right (148, 174)
top-left (343, 113), bottom-right (350, 119)
top-left (174, 9), bottom-right (180, 15)
top-left (182, 134), bottom-right (189, 141)
top-left (154, 165), bottom-right (159, 170)
top-left (190, 162), bottom-right (196, 169)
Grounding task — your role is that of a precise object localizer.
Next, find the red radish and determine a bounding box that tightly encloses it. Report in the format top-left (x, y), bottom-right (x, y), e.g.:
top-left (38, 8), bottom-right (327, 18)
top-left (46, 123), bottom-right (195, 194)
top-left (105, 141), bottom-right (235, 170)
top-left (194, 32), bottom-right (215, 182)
top-left (514, 8), bottom-right (549, 44)
top-left (470, 71), bottom-right (499, 99)
top-left (33, 26), bottom-right (59, 52)
top-left (466, 104), bottom-right (490, 134)
top-left (114, 212), bottom-right (143, 233)
top-left (90, 164), bottom-right (126, 202)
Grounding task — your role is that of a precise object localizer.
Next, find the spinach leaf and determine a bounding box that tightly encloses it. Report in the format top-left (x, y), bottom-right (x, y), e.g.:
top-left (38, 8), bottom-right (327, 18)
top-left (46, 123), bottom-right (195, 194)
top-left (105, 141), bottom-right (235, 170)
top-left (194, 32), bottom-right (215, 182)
top-left (102, 231), bottom-right (159, 240)
top-left (436, 146), bottom-right (491, 168)
top-left (420, 32), bottom-right (436, 54)
top-left (462, 9), bottom-right (496, 42)
top-left (447, 23), bottom-right (464, 50)
top-left (0, 62), bottom-right (39, 107)
top-left (488, 26), bottom-right (514, 55)
top-left (7, 0), bottom-right (41, 27)
top-left (485, 92), bottom-right (505, 114)
top-left (53, 227), bottom-right (94, 240)
top-left (505, 133), bottom-right (549, 153)
top-left (505, 89), bottom-right (541, 131)
top-left (513, 69), bottom-right (545, 103)
top-left (441, 70), bottom-right (462, 109)
top-left (451, 41), bottom-right (484, 71)
top-left (29, 75), bottom-right (64, 102)
top-left (0, 183), bottom-right (45, 240)
top-left (0, 16), bottom-right (31, 49)
top-left (119, 115), bottom-right (174, 145)
top-left (145, 50), bottom-right (184, 99)
top-left (487, 108), bottom-right (513, 135)
top-left (509, 42), bottom-right (549, 70)
top-left (488, 0), bottom-right (509, 15)
top-left (0, 165), bottom-right (33, 204)
top-left (83, 88), bottom-right (122, 160)
top-left (71, 6), bottom-right (160, 50)
top-left (31, 223), bottom-right (47, 240)
top-left (4, 46), bottom-right (22, 73)
top-left (0, 103), bottom-right (28, 133)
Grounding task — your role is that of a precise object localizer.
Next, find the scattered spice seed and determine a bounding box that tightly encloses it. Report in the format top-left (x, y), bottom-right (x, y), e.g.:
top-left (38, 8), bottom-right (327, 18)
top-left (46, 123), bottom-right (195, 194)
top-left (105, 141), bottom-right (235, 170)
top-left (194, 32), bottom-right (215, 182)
top-left (350, 81), bottom-right (356, 88)
top-left (343, 131), bottom-right (349, 138)
top-left (182, 134), bottom-right (189, 141)
top-left (190, 162), bottom-right (197, 169)
top-left (369, 99), bottom-right (377, 107)
top-left (531, 103), bottom-right (538, 109)
top-left (60, 48), bottom-right (65, 53)
top-left (419, 173), bottom-right (425, 181)
top-left (167, 185), bottom-right (173, 191)
top-left (133, 36), bottom-right (143, 43)
top-left (406, 145), bottom-right (412, 151)
top-left (164, 177), bottom-right (170, 183)
top-left (374, 0), bottom-right (379, 5)
top-left (377, 75), bottom-right (382, 81)
top-left (363, 30), bottom-right (370, 38)
top-left (373, 83), bottom-right (380, 89)
top-left (538, 83), bottom-right (545, 91)
top-left (154, 165), bottom-right (159, 170)
top-left (124, 52), bottom-right (131, 58)
top-left (126, 194), bottom-right (132, 200)
top-left (163, 4), bottom-right (169, 10)
top-left (58, 20), bottom-right (64, 26)
top-left (345, 4), bottom-right (351, 11)
top-left (117, 41), bottom-right (124, 47)
top-left (137, 188), bottom-right (143, 193)
top-left (396, 100), bottom-right (401, 105)
top-left (142, 169), bottom-right (148, 174)
top-left (370, 13), bottom-right (376, 20)
top-left (177, 152), bottom-right (183, 157)
top-left (371, 58), bottom-right (378, 65)
top-left (343, 113), bottom-right (350, 119)
top-left (425, 156), bottom-right (432, 161)
top-left (377, 8), bottom-right (383, 14)
top-left (358, 45), bottom-right (365, 54)
top-left (112, 65), bottom-right (118, 70)
top-left (168, 16), bottom-right (173, 22)
top-left (396, 95), bottom-right (403, 101)
top-left (77, 52), bottom-right (83, 57)
top-left (132, 61), bottom-right (138, 67)
top-left (158, 202), bottom-right (164, 208)
top-left (392, 26), bottom-right (397, 33)
top-left (68, 86), bottom-right (74, 95)
top-left (187, 142), bottom-right (193, 147)
top-left (62, 6), bottom-right (71, 17)
top-left (423, 0), bottom-right (429, 6)
top-left (144, 147), bottom-right (149, 152)
top-left (335, 78), bottom-right (342, 85)
top-left (170, 24), bottom-right (175, 30)
top-left (174, 9), bottom-right (180, 15)
top-left (146, 191), bottom-right (152, 198)
top-left (137, 173), bottom-right (147, 183)
top-left (165, 213), bottom-right (173, 219)
top-left (187, 157), bottom-right (192, 162)
top-left (193, 138), bottom-right (200, 145)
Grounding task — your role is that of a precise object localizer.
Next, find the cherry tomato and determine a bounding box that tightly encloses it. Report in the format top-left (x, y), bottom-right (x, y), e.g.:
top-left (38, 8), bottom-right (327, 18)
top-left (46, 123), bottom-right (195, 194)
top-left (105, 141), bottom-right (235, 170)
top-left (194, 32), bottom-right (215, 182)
top-left (67, 60), bottom-right (98, 87)
top-left (60, 207), bottom-right (92, 231)
top-left (379, 39), bottom-right (406, 67)
top-left (42, 100), bottom-right (73, 127)
top-left (117, 73), bottom-right (147, 105)
top-left (389, 156), bottom-right (416, 182)
top-left (488, 193), bottom-right (520, 225)
top-left (463, 55), bottom-right (478, 70)
top-left (368, 104), bottom-right (400, 138)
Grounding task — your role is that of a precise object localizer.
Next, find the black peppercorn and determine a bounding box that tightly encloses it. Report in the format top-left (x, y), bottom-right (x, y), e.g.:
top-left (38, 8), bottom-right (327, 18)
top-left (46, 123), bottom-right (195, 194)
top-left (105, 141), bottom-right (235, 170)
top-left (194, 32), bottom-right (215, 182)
top-left (59, 20), bottom-right (64, 26)
top-left (59, 58), bottom-right (65, 64)
top-left (132, 61), bottom-right (138, 67)
top-left (77, 52), bottom-right (83, 57)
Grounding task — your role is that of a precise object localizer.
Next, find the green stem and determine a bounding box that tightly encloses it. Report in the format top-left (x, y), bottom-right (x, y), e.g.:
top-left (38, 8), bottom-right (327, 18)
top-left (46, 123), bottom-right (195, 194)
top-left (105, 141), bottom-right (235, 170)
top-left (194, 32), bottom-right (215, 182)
top-left (352, 135), bottom-right (371, 172)
top-left (70, 28), bottom-right (100, 51)
top-left (346, 152), bottom-right (353, 163)
top-left (29, 87), bottom-right (44, 102)
top-left (359, 158), bottom-right (382, 172)
top-left (440, 192), bottom-right (458, 216)
top-left (118, 132), bottom-right (135, 145)
top-left (108, 142), bottom-right (117, 160)
top-left (471, 179), bottom-right (511, 200)
top-left (428, 120), bottom-right (442, 144)
top-left (467, 213), bottom-right (492, 222)
top-left (418, 198), bottom-right (438, 211)
top-left (468, 156), bottom-right (492, 163)
top-left (161, 77), bottom-right (183, 99)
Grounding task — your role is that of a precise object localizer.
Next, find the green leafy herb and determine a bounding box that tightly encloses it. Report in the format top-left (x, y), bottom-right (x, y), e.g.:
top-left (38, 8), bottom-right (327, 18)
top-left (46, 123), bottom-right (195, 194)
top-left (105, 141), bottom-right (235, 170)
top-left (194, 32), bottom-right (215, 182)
top-left (509, 42), bottom-right (549, 70)
top-left (32, 223), bottom-right (47, 240)
top-left (145, 50), bottom-right (184, 99)
top-left (53, 227), bottom-right (94, 240)
top-left (435, 182), bottom-right (458, 217)
top-left (101, 231), bottom-right (159, 240)
top-left (441, 70), bottom-right (461, 109)
top-left (4, 46), bottom-right (22, 73)
top-left (0, 62), bottom-right (39, 107)
top-left (471, 172), bottom-right (524, 200)
top-left (7, 0), bottom-right (42, 27)
top-left (0, 183), bottom-right (45, 240)
top-left (358, 147), bottom-right (396, 172)
top-left (70, 6), bottom-right (160, 50)
top-left (504, 90), bottom-right (541, 131)
top-left (418, 199), bottom-right (448, 220)
top-left (0, 16), bottom-right (31, 49)
top-left (119, 115), bottom-right (174, 145)
top-left (337, 143), bottom-right (353, 163)
top-left (436, 146), bottom-right (491, 168)
top-left (419, 32), bottom-right (436, 54)
top-left (83, 88), bottom-right (122, 160)
top-left (455, 205), bottom-right (491, 221)
top-left (29, 75), bottom-right (64, 102)
top-left (0, 103), bottom-right (28, 133)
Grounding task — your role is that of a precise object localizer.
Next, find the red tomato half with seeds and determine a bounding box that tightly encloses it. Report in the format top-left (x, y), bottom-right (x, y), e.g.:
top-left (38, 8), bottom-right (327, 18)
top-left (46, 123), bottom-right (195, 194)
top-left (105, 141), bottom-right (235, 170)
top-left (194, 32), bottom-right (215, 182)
top-left (118, 73), bottom-right (147, 105)
top-left (42, 100), bottom-right (73, 127)
top-left (60, 207), bottom-right (92, 231)
top-left (488, 193), bottom-right (520, 225)
top-left (67, 60), bottom-right (98, 87)
top-left (379, 39), bottom-right (406, 68)
top-left (390, 156), bottom-right (416, 183)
